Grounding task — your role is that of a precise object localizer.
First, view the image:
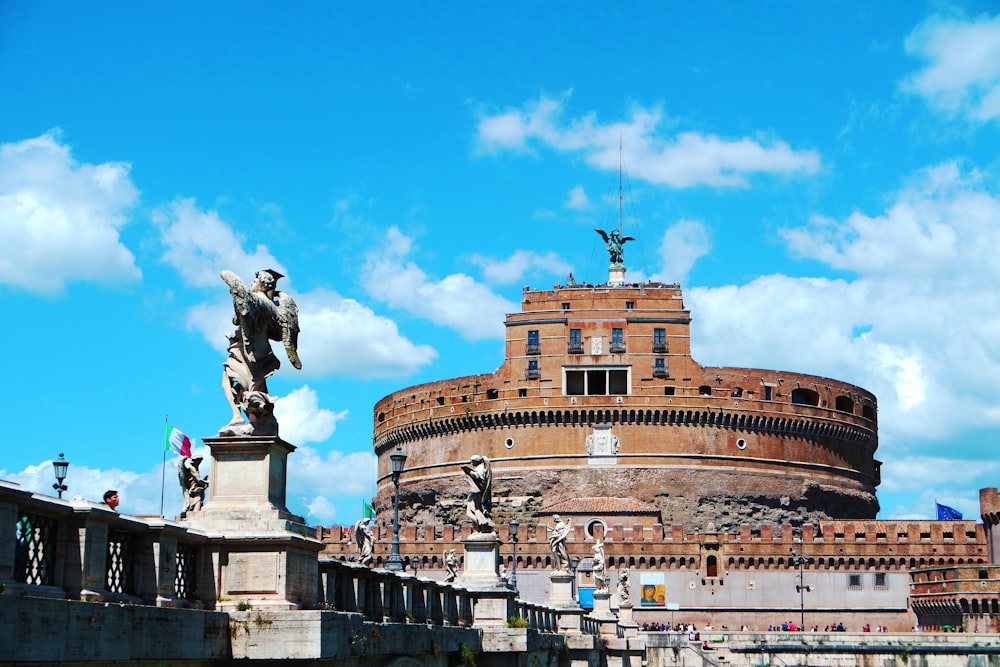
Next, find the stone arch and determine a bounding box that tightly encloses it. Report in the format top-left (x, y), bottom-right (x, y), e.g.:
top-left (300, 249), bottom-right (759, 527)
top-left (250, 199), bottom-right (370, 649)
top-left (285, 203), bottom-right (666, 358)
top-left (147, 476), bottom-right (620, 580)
top-left (387, 657), bottom-right (427, 667)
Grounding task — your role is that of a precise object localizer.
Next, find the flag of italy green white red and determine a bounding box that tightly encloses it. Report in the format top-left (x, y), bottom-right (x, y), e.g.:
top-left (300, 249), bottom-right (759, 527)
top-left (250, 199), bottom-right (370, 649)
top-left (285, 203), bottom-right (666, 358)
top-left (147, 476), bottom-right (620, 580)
top-left (165, 424), bottom-right (192, 458)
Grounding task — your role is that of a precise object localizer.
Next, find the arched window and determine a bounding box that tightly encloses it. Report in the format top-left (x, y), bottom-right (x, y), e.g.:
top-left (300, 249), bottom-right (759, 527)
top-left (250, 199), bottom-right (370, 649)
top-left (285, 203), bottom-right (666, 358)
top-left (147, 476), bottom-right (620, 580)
top-left (835, 395), bottom-right (854, 413)
top-left (791, 388), bottom-right (820, 406)
top-left (706, 555), bottom-right (718, 578)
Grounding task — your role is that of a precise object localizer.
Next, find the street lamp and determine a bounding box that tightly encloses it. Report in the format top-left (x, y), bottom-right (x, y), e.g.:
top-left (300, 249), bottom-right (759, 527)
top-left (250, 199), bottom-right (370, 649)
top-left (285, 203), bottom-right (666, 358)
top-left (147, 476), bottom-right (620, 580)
top-left (571, 555), bottom-right (581, 601)
top-left (52, 453), bottom-right (69, 499)
top-left (386, 444), bottom-right (408, 571)
top-left (790, 537), bottom-right (814, 630)
top-left (508, 519), bottom-right (519, 591)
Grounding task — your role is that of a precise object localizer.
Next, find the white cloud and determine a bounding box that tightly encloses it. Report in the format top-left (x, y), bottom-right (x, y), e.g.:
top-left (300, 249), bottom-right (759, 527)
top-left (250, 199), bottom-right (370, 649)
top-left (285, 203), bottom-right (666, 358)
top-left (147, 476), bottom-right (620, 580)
top-left (903, 12), bottom-right (1000, 123)
top-left (153, 197), bottom-right (284, 288)
top-left (362, 226), bottom-right (517, 340)
top-left (0, 132), bottom-right (140, 294)
top-left (565, 185), bottom-right (591, 210)
top-left (475, 93), bottom-right (820, 188)
top-left (186, 289), bottom-right (438, 380)
top-left (273, 385), bottom-right (347, 444)
top-left (469, 249), bottom-right (574, 286)
top-left (652, 219), bottom-right (711, 284)
top-left (689, 162), bottom-right (1000, 459)
top-left (288, 448), bottom-right (378, 524)
top-left (0, 447), bottom-right (213, 519)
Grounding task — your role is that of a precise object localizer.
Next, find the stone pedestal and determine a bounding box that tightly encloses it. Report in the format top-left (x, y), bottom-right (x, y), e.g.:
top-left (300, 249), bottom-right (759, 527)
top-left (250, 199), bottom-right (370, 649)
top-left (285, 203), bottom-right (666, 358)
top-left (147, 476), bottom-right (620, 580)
top-left (608, 263), bottom-right (626, 286)
top-left (548, 570), bottom-right (578, 609)
top-left (180, 435), bottom-right (322, 610)
top-left (458, 532), bottom-right (515, 626)
top-left (617, 602), bottom-right (639, 637)
top-left (591, 589), bottom-right (619, 637)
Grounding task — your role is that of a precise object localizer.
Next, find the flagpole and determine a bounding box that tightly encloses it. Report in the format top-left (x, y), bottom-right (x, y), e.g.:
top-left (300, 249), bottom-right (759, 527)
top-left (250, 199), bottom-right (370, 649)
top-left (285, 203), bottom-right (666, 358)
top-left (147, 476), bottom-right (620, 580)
top-left (160, 415), bottom-right (168, 518)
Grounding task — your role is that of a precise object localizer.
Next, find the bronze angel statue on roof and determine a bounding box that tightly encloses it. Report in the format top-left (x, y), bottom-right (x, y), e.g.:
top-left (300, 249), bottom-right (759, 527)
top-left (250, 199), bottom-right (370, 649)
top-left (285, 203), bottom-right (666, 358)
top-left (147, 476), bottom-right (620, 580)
top-left (218, 268), bottom-right (302, 437)
top-left (595, 228), bottom-right (635, 264)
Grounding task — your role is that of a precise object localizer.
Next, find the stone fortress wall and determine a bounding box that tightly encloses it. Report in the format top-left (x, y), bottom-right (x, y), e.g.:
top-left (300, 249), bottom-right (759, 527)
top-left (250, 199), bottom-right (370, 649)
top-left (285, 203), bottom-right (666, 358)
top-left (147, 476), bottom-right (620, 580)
top-left (372, 281), bottom-right (880, 530)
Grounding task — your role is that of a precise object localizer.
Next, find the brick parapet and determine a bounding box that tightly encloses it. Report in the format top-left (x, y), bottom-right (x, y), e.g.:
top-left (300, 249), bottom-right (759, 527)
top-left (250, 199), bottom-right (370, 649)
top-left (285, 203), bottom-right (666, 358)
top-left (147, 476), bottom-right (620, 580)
top-left (320, 519), bottom-right (988, 570)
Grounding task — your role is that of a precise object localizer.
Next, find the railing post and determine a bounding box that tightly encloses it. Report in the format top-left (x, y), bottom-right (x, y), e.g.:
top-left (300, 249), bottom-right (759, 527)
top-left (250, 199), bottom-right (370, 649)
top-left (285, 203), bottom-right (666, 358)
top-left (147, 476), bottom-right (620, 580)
top-left (0, 495), bottom-right (18, 583)
top-left (69, 511), bottom-right (111, 601)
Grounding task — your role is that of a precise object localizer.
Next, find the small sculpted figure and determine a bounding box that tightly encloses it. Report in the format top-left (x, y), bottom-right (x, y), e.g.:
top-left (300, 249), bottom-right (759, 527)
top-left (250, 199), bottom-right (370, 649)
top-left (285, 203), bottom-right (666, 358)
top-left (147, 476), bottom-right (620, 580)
top-left (618, 568), bottom-right (631, 605)
top-left (595, 228), bottom-right (635, 264)
top-left (219, 269), bottom-right (301, 437)
top-left (460, 455), bottom-right (495, 533)
top-left (353, 518), bottom-right (375, 567)
top-left (545, 514), bottom-right (572, 571)
top-left (445, 549), bottom-right (458, 582)
top-left (592, 540), bottom-right (608, 591)
top-left (179, 456), bottom-right (209, 512)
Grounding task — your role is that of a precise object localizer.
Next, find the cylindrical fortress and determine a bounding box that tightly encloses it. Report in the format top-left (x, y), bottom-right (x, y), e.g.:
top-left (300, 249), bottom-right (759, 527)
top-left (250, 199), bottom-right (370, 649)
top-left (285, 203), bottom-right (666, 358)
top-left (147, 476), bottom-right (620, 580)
top-left (373, 280), bottom-right (879, 531)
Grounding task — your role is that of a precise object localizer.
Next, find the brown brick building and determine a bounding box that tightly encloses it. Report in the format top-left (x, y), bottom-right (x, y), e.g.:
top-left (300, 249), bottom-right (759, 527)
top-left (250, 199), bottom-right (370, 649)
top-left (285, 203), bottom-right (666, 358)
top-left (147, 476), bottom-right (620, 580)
top-left (318, 267), bottom-right (1000, 631)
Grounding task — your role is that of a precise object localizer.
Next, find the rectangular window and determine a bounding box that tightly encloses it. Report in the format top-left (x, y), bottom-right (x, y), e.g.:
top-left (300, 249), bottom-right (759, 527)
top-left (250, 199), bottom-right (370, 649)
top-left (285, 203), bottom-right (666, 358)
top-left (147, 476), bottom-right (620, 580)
top-left (610, 327), bottom-right (625, 353)
top-left (664, 386), bottom-right (675, 396)
top-left (563, 367), bottom-right (630, 396)
top-left (528, 359), bottom-right (539, 370)
top-left (980, 569), bottom-right (990, 580)
top-left (526, 359), bottom-right (540, 379)
top-left (625, 301), bottom-right (635, 309)
top-left (570, 329), bottom-right (581, 345)
top-left (653, 328), bottom-right (667, 352)
top-left (764, 385), bottom-right (773, 401)
top-left (847, 574), bottom-right (862, 590)
top-left (526, 329), bottom-right (540, 355)
top-left (874, 572), bottom-right (888, 590)
top-left (562, 302), bottom-right (570, 310)
top-left (653, 357), bottom-right (667, 378)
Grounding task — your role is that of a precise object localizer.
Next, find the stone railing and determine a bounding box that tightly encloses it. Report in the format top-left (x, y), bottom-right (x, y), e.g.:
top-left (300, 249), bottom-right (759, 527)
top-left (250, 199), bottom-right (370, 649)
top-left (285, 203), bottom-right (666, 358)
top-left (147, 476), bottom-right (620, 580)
top-left (318, 558), bottom-right (474, 626)
top-left (0, 481), bottom-right (213, 607)
top-left (511, 599), bottom-right (559, 632)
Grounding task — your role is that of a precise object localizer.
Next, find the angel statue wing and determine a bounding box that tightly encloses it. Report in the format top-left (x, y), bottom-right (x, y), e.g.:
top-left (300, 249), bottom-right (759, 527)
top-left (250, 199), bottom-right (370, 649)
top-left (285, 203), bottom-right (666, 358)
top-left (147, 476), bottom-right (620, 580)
top-left (594, 228), bottom-right (610, 243)
top-left (353, 519), bottom-right (366, 547)
top-left (273, 291), bottom-right (302, 370)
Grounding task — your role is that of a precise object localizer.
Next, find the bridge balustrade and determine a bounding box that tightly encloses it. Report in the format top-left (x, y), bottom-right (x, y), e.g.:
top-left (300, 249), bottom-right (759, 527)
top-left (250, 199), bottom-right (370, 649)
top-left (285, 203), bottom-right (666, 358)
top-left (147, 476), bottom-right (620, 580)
top-left (1, 481), bottom-right (210, 607)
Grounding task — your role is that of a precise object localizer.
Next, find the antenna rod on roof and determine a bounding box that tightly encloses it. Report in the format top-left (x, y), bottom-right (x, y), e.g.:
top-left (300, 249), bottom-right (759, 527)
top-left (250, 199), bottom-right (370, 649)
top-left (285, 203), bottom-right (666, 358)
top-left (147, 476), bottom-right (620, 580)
top-left (619, 136), bottom-right (624, 236)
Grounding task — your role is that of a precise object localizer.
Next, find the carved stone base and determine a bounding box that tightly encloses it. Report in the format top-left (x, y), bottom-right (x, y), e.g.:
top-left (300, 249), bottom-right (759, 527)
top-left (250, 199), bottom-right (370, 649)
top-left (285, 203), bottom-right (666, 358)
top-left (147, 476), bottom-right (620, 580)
top-left (608, 263), bottom-right (626, 286)
top-left (458, 533), bottom-right (503, 590)
top-left (548, 570), bottom-right (578, 609)
top-left (617, 602), bottom-right (639, 637)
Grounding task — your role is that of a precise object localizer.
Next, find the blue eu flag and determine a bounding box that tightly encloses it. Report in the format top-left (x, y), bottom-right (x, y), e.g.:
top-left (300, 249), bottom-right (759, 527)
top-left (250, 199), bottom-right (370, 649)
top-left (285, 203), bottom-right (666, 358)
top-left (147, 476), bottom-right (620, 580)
top-left (936, 502), bottom-right (963, 520)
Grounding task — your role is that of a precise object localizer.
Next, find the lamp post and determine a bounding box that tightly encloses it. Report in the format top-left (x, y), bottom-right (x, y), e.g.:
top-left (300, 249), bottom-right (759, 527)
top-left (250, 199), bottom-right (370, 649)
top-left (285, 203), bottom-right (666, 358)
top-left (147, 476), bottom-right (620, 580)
top-left (52, 453), bottom-right (69, 499)
top-left (790, 537), bottom-right (813, 630)
top-left (571, 555), bottom-right (581, 601)
top-left (508, 519), bottom-right (519, 591)
top-left (386, 444), bottom-right (407, 571)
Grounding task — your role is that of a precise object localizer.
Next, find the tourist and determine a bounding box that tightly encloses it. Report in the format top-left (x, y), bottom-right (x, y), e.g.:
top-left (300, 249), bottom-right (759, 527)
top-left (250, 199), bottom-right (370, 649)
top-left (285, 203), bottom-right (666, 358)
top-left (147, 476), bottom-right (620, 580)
top-left (102, 489), bottom-right (119, 512)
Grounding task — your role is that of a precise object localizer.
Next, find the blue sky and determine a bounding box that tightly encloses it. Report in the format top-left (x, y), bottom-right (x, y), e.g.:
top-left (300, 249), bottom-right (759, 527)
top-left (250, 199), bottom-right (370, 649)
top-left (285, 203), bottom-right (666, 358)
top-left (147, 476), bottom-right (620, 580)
top-left (3, 1), bottom-right (1000, 524)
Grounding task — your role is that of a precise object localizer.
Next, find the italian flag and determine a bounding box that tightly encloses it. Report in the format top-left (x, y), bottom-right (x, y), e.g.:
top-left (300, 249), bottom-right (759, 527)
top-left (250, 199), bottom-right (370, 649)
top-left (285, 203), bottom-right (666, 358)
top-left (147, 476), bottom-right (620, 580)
top-left (165, 424), bottom-right (193, 458)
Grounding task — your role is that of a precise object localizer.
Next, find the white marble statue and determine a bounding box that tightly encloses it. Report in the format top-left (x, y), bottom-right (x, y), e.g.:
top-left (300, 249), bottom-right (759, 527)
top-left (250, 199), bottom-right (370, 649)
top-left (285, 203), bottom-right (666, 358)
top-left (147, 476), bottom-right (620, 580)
top-left (460, 455), bottom-right (495, 533)
top-left (444, 549), bottom-right (458, 582)
top-left (178, 456), bottom-right (209, 513)
top-left (353, 518), bottom-right (375, 567)
top-left (545, 514), bottom-right (572, 571)
top-left (218, 269), bottom-right (301, 437)
top-left (618, 568), bottom-right (631, 605)
top-left (592, 539), bottom-right (609, 591)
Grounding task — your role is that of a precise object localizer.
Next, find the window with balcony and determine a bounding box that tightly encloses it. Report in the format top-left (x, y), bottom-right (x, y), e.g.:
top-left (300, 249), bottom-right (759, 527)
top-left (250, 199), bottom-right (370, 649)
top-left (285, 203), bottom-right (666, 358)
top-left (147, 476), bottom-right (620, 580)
top-left (526, 359), bottom-right (540, 379)
top-left (653, 357), bottom-right (667, 378)
top-left (564, 366), bottom-right (630, 396)
top-left (568, 328), bottom-right (583, 354)
top-left (526, 329), bottom-right (540, 355)
top-left (610, 327), bottom-right (625, 353)
top-left (653, 328), bottom-right (667, 353)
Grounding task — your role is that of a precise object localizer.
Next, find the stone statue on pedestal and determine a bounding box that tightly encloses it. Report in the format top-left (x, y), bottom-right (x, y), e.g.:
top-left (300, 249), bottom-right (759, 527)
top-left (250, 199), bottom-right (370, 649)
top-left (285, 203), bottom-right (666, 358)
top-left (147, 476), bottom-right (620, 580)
top-left (445, 549), bottom-right (458, 582)
top-left (592, 540), bottom-right (609, 591)
top-left (218, 269), bottom-right (301, 437)
top-left (353, 519), bottom-right (375, 567)
top-left (618, 568), bottom-right (631, 605)
top-left (460, 455), bottom-right (495, 534)
top-left (178, 456), bottom-right (209, 512)
top-left (545, 515), bottom-right (572, 571)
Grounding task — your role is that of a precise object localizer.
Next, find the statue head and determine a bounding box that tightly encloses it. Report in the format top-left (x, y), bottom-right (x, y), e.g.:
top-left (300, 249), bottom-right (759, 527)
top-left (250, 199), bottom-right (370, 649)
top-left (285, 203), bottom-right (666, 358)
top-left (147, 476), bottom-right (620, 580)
top-left (252, 268), bottom-right (284, 297)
